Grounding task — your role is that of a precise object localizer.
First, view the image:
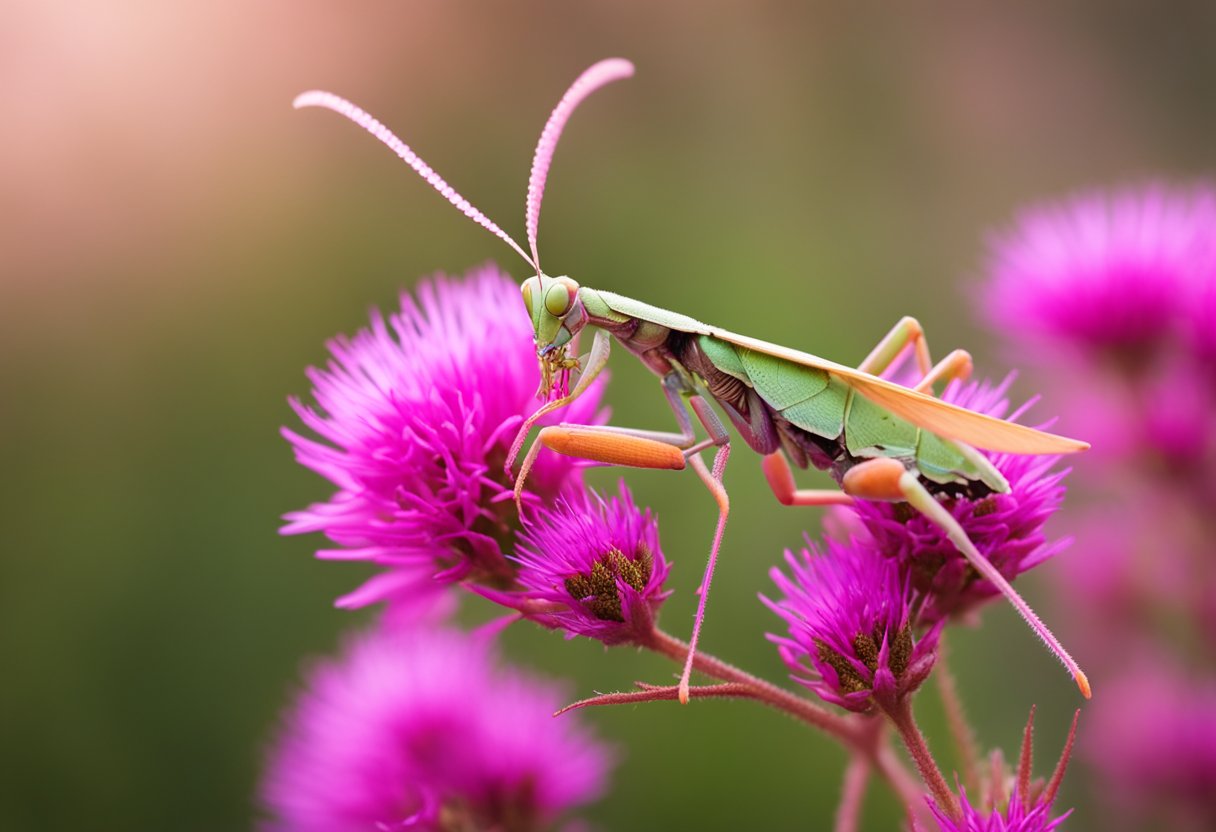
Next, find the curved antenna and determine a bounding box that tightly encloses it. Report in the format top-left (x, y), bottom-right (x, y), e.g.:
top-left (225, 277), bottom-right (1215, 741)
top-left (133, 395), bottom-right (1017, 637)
top-left (525, 58), bottom-right (635, 273)
top-left (294, 90), bottom-right (536, 271)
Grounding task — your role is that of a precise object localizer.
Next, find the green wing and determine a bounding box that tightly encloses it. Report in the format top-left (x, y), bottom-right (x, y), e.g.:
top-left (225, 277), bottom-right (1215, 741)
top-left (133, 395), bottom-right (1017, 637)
top-left (595, 290), bottom-right (1088, 455)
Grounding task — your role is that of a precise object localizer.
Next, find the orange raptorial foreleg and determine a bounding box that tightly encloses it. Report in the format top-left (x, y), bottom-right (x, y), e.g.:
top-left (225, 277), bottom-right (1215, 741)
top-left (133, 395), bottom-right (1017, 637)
top-left (842, 458), bottom-right (1091, 699)
top-left (539, 426), bottom-right (687, 469)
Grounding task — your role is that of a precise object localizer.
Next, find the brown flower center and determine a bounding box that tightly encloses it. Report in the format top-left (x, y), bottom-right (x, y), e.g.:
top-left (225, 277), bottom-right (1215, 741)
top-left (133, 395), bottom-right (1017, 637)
top-left (563, 545), bottom-right (653, 621)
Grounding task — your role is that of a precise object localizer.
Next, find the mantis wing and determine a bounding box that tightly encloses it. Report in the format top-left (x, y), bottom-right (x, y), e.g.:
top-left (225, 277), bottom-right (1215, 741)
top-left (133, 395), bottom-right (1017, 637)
top-left (595, 291), bottom-right (1089, 455)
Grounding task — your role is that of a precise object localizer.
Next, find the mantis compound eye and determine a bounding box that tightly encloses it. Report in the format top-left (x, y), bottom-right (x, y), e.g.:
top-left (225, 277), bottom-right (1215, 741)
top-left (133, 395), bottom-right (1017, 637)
top-left (521, 279), bottom-right (536, 316)
top-left (544, 283), bottom-right (572, 316)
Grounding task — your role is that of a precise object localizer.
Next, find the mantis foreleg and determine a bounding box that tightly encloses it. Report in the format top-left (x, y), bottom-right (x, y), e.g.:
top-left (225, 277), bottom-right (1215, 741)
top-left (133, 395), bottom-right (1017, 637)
top-left (518, 370), bottom-right (734, 705)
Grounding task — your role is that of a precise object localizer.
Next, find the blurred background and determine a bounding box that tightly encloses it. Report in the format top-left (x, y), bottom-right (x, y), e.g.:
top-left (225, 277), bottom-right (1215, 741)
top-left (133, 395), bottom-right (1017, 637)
top-left (3, 2), bottom-right (1215, 829)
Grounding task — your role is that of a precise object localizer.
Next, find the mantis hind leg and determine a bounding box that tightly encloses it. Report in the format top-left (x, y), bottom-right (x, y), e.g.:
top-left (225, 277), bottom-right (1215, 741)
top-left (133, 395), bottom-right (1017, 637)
top-left (841, 458), bottom-right (1091, 699)
top-left (858, 316), bottom-right (934, 377)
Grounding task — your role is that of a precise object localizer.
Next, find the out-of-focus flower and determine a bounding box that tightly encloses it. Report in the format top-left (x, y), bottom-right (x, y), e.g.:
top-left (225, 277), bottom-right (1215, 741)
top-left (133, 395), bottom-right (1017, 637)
top-left (261, 623), bottom-right (613, 832)
top-left (764, 536), bottom-right (939, 712)
top-left (983, 184), bottom-right (1216, 356)
top-left (1083, 658), bottom-right (1216, 825)
top-left (282, 265), bottom-right (606, 607)
top-left (478, 482), bottom-right (671, 645)
top-left (846, 377), bottom-right (1069, 625)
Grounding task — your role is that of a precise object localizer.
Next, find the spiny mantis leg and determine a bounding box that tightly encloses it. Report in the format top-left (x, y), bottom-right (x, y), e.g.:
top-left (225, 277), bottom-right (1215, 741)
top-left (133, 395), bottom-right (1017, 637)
top-left (841, 458), bottom-right (1091, 699)
top-left (679, 396), bottom-right (731, 705)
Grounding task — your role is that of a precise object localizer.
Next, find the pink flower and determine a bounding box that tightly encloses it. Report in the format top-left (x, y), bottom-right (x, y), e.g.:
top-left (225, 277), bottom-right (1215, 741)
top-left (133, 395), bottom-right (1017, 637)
top-left (1083, 658), bottom-right (1216, 825)
top-left (281, 265), bottom-right (606, 607)
top-left (764, 536), bottom-right (940, 712)
top-left (261, 623), bottom-right (614, 832)
top-left (930, 708), bottom-right (1077, 832)
top-left (478, 482), bottom-right (671, 645)
top-left (929, 786), bottom-right (1072, 832)
top-left (983, 184), bottom-right (1216, 356)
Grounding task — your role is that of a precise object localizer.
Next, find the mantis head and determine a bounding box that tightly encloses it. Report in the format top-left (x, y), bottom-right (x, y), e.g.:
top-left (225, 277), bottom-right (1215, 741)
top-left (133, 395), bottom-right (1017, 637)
top-left (520, 274), bottom-right (588, 398)
top-left (293, 58), bottom-right (633, 400)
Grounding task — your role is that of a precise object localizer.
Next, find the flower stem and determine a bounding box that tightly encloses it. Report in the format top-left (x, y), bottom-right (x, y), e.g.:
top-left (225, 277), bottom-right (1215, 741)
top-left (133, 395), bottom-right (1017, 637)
top-left (883, 697), bottom-right (960, 822)
top-left (834, 754), bottom-right (870, 832)
top-left (642, 627), bottom-right (927, 820)
top-left (643, 627), bottom-right (854, 741)
top-left (935, 636), bottom-right (981, 796)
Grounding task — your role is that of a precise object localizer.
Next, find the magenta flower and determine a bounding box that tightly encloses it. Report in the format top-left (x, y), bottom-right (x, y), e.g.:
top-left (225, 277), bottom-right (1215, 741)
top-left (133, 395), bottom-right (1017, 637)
top-left (764, 536), bottom-right (940, 712)
top-left (282, 265), bottom-right (606, 607)
top-left (478, 482), bottom-right (671, 645)
top-left (1083, 658), bottom-right (1216, 823)
top-left (261, 623), bottom-right (613, 832)
top-left (930, 708), bottom-right (1078, 832)
top-left (984, 184), bottom-right (1216, 356)
top-left (929, 787), bottom-right (1072, 832)
top-left (845, 376), bottom-right (1069, 625)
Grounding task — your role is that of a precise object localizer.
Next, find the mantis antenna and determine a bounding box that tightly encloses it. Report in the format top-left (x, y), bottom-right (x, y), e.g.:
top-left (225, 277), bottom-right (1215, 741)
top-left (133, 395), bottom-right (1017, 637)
top-left (293, 58), bottom-right (635, 278)
top-left (525, 58), bottom-right (635, 274)
top-left (292, 89), bottom-right (537, 271)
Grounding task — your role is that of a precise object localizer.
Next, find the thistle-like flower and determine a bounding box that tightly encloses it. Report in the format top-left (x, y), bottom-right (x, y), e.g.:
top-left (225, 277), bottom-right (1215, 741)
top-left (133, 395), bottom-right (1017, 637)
top-left (844, 376), bottom-right (1069, 625)
top-left (764, 536), bottom-right (940, 712)
top-left (281, 265), bottom-right (606, 607)
top-left (261, 623), bottom-right (613, 832)
top-left (929, 709), bottom-right (1077, 832)
top-left (479, 482), bottom-right (671, 645)
top-left (984, 184), bottom-right (1216, 357)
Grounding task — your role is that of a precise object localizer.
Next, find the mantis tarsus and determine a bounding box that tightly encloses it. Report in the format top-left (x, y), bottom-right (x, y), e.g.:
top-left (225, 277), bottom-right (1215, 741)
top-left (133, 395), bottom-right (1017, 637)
top-left (295, 59), bottom-right (1091, 704)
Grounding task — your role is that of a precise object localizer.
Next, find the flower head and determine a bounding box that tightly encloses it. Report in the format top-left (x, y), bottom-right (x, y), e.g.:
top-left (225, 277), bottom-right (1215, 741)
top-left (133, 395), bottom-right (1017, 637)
top-left (764, 536), bottom-right (939, 712)
top-left (281, 265), bottom-right (606, 607)
top-left (930, 708), bottom-right (1078, 832)
top-left (983, 184), bottom-right (1216, 357)
top-left (930, 786), bottom-right (1072, 832)
top-left (261, 623), bottom-right (613, 832)
top-left (845, 376), bottom-right (1069, 625)
top-left (480, 482), bottom-right (671, 645)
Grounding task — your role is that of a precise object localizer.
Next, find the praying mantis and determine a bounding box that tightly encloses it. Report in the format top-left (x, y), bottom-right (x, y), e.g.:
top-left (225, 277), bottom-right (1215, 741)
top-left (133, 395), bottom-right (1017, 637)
top-left (295, 59), bottom-right (1091, 704)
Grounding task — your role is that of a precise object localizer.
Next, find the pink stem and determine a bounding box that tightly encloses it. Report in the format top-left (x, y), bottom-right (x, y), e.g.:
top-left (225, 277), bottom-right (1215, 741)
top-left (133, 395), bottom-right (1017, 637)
top-left (834, 754), bottom-right (870, 832)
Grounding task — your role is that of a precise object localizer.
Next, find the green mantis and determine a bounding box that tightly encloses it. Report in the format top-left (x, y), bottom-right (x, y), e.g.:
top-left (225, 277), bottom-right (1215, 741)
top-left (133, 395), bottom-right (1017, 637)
top-left (295, 59), bottom-right (1091, 704)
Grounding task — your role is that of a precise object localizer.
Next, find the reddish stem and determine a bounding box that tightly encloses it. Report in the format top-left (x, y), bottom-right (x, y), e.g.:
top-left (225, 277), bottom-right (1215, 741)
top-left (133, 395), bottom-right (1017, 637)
top-left (883, 697), bottom-right (961, 822)
top-left (639, 628), bottom-right (927, 821)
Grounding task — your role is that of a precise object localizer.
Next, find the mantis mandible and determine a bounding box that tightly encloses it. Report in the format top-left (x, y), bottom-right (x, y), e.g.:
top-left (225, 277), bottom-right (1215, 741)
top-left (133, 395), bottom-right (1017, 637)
top-left (295, 59), bottom-right (1091, 704)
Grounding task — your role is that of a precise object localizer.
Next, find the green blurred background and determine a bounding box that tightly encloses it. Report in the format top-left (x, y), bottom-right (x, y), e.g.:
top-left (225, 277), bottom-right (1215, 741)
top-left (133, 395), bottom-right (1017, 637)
top-left (4, 3), bottom-right (1216, 829)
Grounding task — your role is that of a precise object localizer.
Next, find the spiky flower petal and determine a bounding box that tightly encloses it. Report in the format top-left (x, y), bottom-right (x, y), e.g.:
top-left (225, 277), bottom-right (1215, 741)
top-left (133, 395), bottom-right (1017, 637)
top-left (281, 265), bottom-right (606, 606)
top-left (764, 536), bottom-right (940, 712)
top-left (479, 482), bottom-right (671, 645)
